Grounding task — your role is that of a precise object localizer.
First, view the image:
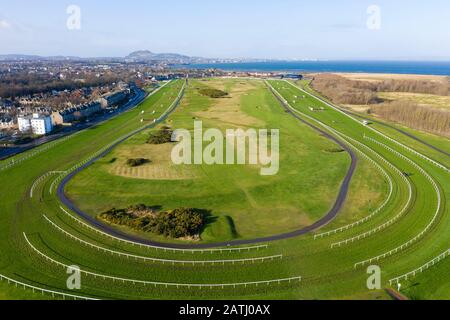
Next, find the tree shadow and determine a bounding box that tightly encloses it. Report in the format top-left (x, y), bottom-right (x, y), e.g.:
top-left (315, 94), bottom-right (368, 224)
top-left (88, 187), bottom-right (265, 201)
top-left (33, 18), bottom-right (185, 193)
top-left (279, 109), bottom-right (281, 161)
top-left (198, 210), bottom-right (239, 239)
top-left (224, 215), bottom-right (239, 238)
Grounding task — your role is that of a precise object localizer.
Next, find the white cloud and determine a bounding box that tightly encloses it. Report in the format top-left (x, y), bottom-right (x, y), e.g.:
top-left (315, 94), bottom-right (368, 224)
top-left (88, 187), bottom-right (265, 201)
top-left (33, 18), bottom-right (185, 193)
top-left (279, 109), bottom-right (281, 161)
top-left (0, 20), bottom-right (11, 29)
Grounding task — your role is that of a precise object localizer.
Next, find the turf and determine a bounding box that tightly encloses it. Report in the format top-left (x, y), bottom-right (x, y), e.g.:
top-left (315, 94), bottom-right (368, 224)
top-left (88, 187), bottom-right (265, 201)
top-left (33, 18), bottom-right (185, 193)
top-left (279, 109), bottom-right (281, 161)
top-left (0, 78), bottom-right (448, 300)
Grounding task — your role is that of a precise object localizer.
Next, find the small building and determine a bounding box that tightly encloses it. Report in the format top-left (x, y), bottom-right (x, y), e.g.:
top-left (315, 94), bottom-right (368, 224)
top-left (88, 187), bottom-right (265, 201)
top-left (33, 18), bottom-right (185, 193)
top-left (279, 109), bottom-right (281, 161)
top-left (99, 91), bottom-right (128, 109)
top-left (282, 73), bottom-right (303, 80)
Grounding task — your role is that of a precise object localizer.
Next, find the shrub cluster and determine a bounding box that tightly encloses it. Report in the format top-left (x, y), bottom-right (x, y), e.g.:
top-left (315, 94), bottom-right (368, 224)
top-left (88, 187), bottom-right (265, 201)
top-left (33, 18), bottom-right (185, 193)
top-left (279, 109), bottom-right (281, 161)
top-left (126, 158), bottom-right (150, 167)
top-left (99, 206), bottom-right (207, 239)
top-left (198, 88), bottom-right (228, 98)
top-left (147, 127), bottom-right (173, 144)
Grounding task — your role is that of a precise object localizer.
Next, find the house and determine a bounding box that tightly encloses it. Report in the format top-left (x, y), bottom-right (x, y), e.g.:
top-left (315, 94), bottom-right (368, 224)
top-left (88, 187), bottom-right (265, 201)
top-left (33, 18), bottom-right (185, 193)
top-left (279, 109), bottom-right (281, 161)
top-left (52, 101), bottom-right (102, 125)
top-left (99, 91), bottom-right (128, 109)
top-left (2, 99), bottom-right (13, 108)
top-left (0, 117), bottom-right (15, 129)
top-left (52, 109), bottom-right (76, 125)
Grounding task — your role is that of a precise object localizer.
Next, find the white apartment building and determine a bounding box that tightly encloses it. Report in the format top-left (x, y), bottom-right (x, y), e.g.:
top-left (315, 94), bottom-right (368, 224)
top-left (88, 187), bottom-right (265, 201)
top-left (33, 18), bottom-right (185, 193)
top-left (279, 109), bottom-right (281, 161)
top-left (18, 114), bottom-right (53, 135)
top-left (30, 114), bottom-right (53, 135)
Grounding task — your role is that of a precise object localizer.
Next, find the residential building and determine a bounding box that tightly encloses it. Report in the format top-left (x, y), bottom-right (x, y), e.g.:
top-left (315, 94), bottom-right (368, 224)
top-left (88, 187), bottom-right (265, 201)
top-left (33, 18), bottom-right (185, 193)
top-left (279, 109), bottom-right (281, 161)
top-left (0, 117), bottom-right (15, 129)
top-left (18, 116), bottom-right (32, 132)
top-left (18, 114), bottom-right (53, 135)
top-left (52, 101), bottom-right (102, 125)
top-left (52, 109), bottom-right (76, 125)
top-left (99, 91), bottom-right (128, 108)
top-left (30, 113), bottom-right (53, 135)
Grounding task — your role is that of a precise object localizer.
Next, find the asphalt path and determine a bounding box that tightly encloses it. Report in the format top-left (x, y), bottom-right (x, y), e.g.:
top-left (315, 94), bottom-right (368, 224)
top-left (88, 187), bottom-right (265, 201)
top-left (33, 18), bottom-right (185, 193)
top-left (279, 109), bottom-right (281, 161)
top-left (56, 82), bottom-right (358, 249)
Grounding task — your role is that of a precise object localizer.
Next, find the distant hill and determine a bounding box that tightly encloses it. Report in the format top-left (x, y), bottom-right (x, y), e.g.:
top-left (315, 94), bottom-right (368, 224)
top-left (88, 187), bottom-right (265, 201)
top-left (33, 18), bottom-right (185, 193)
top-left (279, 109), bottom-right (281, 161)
top-left (0, 54), bottom-right (93, 61)
top-left (0, 51), bottom-right (198, 63)
top-left (0, 51), bottom-right (254, 64)
top-left (125, 50), bottom-right (193, 63)
top-left (0, 54), bottom-right (43, 61)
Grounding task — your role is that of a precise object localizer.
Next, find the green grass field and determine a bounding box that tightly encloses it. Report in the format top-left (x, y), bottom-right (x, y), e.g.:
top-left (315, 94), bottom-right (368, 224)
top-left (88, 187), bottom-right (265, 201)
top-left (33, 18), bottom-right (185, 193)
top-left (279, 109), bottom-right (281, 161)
top-left (66, 79), bottom-right (379, 242)
top-left (0, 78), bottom-right (448, 300)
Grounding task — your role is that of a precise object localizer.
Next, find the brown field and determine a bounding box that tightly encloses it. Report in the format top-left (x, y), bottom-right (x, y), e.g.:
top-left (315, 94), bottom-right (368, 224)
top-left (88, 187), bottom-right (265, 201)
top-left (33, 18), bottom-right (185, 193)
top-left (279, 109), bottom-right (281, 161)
top-left (378, 92), bottom-right (450, 110)
top-left (310, 73), bottom-right (450, 138)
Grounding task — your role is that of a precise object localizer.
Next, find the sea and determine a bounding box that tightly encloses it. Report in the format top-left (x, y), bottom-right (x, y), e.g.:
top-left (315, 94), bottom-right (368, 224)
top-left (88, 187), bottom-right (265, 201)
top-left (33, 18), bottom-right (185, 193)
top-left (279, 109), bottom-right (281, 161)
top-left (178, 61), bottom-right (450, 76)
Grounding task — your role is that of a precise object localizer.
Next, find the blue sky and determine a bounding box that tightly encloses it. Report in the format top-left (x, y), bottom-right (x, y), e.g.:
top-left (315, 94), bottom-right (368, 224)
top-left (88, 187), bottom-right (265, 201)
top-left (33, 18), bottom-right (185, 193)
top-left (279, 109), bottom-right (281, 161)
top-left (0, 0), bottom-right (449, 60)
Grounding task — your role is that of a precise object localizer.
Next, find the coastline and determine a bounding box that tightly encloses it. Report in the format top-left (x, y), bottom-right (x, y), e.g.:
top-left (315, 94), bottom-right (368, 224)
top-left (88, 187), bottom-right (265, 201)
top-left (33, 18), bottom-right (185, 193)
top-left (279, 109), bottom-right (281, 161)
top-left (177, 61), bottom-right (450, 77)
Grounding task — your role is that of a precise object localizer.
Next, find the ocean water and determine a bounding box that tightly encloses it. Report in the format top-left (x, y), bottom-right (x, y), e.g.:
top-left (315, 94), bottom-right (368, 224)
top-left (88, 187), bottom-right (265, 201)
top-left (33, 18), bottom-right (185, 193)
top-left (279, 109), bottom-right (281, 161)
top-left (182, 61), bottom-right (450, 76)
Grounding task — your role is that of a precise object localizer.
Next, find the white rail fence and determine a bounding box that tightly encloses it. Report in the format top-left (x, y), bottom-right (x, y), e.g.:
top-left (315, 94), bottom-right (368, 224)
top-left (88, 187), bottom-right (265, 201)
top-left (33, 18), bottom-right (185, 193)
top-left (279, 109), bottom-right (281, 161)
top-left (314, 132), bottom-right (396, 239)
top-left (56, 81), bottom-right (185, 179)
top-left (24, 233), bottom-right (301, 289)
top-left (300, 116), bottom-right (412, 246)
top-left (284, 80), bottom-right (450, 174)
top-left (267, 81), bottom-right (407, 243)
top-left (354, 137), bottom-right (442, 268)
top-left (268, 81), bottom-right (444, 269)
top-left (0, 133), bottom-right (81, 173)
top-left (331, 166), bottom-right (412, 248)
top-left (50, 82), bottom-right (268, 254)
top-left (0, 82), bottom-right (168, 174)
top-left (30, 171), bottom-right (66, 198)
top-left (59, 206), bottom-right (268, 254)
top-left (389, 249), bottom-right (449, 285)
top-left (0, 273), bottom-right (98, 300)
top-left (44, 215), bottom-right (281, 265)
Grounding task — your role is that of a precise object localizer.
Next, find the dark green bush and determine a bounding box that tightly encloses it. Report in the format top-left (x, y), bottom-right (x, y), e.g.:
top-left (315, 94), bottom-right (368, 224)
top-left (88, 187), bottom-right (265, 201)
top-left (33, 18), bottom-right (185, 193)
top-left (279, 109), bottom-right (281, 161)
top-left (198, 88), bottom-right (228, 98)
top-left (126, 158), bottom-right (150, 167)
top-left (147, 127), bottom-right (173, 144)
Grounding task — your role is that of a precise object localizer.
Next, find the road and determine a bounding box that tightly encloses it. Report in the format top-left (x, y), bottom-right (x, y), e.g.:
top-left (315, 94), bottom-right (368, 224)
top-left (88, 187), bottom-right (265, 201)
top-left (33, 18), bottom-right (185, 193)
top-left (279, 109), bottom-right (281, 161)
top-left (56, 81), bottom-right (358, 249)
